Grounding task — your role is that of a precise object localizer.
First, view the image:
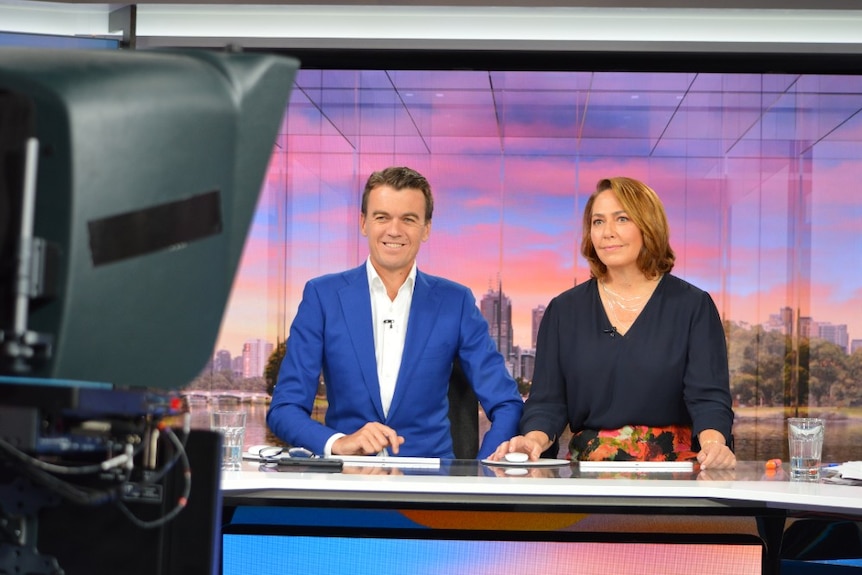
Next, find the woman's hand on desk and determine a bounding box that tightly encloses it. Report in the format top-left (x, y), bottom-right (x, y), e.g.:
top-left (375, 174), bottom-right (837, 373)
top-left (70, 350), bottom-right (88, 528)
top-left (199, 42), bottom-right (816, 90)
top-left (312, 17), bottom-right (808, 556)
top-left (488, 431), bottom-right (551, 462)
top-left (696, 439), bottom-right (736, 470)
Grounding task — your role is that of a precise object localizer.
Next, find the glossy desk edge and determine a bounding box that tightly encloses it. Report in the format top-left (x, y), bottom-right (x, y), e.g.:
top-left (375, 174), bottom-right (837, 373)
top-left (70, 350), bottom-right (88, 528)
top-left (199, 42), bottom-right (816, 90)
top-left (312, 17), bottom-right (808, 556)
top-left (220, 460), bottom-right (862, 517)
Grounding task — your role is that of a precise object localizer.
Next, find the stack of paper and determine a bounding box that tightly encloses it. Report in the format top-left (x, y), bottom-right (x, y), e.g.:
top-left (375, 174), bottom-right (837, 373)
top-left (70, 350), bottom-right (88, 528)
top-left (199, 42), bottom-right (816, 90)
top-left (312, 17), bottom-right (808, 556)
top-left (331, 455), bottom-right (441, 469)
top-left (578, 460), bottom-right (693, 473)
top-left (838, 461), bottom-right (862, 480)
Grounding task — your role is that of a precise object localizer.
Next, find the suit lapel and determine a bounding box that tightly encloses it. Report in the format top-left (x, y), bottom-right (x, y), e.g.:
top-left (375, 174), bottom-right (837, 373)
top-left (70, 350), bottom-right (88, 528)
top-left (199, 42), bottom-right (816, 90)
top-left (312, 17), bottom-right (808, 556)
top-left (387, 271), bottom-right (441, 417)
top-left (338, 266), bottom-right (385, 420)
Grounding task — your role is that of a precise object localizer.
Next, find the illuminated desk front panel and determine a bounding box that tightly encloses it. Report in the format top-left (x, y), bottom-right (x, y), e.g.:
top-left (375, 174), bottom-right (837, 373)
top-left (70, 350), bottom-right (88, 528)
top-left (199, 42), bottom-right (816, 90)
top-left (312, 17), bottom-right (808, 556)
top-left (220, 461), bottom-right (862, 575)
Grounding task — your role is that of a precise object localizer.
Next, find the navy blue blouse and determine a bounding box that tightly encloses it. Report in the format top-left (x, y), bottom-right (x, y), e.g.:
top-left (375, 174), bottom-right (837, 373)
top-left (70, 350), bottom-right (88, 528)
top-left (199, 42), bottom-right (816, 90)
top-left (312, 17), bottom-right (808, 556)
top-left (520, 274), bottom-right (734, 446)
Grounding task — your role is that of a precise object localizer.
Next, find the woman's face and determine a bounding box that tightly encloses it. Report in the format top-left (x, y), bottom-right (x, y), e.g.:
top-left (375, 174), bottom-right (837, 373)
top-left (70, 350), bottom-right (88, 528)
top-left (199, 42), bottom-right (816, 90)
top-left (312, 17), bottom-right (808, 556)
top-left (589, 189), bottom-right (643, 273)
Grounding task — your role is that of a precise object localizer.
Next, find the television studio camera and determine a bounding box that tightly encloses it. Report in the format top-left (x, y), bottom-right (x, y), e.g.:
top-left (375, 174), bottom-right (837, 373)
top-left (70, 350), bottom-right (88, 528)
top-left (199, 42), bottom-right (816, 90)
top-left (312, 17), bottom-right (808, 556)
top-left (0, 47), bottom-right (298, 574)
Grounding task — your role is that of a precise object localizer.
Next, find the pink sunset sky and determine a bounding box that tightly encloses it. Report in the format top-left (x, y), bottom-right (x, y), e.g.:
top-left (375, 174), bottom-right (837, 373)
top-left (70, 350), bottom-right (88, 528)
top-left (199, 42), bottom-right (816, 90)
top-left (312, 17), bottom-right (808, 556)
top-left (214, 69), bottom-right (862, 359)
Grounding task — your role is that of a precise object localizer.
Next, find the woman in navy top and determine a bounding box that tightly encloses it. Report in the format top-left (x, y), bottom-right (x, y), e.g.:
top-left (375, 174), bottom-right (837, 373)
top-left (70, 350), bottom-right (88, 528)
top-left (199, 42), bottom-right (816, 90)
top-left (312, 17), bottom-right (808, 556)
top-left (490, 177), bottom-right (736, 470)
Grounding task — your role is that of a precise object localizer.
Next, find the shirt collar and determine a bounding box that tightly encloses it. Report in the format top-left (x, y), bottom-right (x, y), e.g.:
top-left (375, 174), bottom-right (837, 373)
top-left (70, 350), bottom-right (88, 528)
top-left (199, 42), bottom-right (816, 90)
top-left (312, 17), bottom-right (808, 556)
top-left (366, 258), bottom-right (417, 294)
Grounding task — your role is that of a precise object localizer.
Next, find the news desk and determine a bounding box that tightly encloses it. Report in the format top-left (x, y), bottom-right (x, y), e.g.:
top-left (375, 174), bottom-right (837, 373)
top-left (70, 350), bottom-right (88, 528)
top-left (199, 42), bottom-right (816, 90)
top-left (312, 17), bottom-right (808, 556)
top-left (220, 460), bottom-right (862, 575)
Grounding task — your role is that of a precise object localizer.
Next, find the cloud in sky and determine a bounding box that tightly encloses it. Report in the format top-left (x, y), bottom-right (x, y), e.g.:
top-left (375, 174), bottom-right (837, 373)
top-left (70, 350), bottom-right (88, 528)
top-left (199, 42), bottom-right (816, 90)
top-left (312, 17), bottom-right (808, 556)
top-left (215, 70), bottom-right (862, 357)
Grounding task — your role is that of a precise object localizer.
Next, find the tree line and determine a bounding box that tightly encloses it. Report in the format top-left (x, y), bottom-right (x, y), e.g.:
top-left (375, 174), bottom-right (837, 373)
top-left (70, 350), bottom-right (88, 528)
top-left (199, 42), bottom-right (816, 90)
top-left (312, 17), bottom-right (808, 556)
top-left (185, 326), bottom-right (862, 409)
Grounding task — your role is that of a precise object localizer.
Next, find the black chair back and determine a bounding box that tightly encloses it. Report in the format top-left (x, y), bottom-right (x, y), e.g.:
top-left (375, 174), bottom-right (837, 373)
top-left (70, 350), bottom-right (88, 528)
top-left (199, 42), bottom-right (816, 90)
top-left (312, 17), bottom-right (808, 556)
top-left (447, 359), bottom-right (479, 459)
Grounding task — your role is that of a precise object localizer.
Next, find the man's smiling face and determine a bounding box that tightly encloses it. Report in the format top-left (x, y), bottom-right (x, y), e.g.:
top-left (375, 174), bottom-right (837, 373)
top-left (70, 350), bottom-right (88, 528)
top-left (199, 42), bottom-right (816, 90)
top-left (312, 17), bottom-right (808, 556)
top-left (361, 184), bottom-right (431, 278)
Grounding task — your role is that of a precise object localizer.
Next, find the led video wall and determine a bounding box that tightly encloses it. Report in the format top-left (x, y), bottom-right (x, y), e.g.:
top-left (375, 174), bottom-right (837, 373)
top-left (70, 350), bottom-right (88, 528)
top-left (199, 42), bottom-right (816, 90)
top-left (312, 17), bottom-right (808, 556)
top-left (219, 65), bottom-right (862, 460)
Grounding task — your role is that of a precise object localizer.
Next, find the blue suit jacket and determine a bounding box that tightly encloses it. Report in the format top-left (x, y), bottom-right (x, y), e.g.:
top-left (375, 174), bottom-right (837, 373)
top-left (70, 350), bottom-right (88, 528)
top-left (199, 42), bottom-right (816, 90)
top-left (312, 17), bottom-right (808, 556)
top-left (267, 264), bottom-right (523, 459)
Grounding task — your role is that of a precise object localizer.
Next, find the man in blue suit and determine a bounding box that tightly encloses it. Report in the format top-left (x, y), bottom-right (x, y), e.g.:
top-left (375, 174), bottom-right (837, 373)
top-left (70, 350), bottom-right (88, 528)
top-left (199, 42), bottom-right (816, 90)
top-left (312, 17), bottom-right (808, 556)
top-left (267, 166), bottom-right (523, 459)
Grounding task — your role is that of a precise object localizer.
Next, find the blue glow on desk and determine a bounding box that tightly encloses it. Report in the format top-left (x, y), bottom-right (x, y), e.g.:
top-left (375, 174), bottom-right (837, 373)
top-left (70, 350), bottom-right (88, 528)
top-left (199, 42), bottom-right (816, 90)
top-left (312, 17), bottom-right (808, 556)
top-left (223, 532), bottom-right (764, 575)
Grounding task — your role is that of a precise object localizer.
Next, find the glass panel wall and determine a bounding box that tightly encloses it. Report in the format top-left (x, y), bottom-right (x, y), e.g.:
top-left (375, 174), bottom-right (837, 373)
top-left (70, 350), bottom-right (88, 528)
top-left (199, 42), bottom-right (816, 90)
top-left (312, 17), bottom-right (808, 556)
top-left (203, 68), bottom-right (862, 462)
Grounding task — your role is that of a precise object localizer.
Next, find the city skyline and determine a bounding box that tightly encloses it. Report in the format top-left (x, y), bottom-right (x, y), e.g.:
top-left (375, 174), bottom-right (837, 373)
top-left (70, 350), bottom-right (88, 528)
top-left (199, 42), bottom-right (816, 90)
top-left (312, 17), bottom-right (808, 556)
top-left (213, 294), bottom-right (857, 382)
top-left (206, 338), bottom-right (274, 379)
top-left (215, 231), bottom-right (861, 364)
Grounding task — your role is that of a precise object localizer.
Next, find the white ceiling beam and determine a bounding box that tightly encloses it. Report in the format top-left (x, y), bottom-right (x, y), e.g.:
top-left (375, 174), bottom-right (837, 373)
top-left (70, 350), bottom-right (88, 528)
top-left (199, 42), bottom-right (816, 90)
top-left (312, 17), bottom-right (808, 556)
top-left (2, 1), bottom-right (862, 53)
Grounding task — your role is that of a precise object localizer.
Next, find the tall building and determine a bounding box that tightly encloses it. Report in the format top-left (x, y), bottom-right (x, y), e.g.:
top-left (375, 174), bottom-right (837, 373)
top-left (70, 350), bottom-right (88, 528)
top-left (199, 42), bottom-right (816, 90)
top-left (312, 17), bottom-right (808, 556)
top-left (780, 306), bottom-right (794, 335)
top-left (480, 283), bottom-right (513, 359)
top-left (799, 316), bottom-right (814, 339)
top-left (519, 349), bottom-right (536, 383)
top-left (231, 357), bottom-right (244, 378)
top-left (242, 339), bottom-right (274, 378)
top-left (767, 308), bottom-right (813, 339)
top-left (531, 304), bottom-right (545, 349)
top-left (817, 323), bottom-right (849, 353)
top-left (214, 349), bottom-right (232, 373)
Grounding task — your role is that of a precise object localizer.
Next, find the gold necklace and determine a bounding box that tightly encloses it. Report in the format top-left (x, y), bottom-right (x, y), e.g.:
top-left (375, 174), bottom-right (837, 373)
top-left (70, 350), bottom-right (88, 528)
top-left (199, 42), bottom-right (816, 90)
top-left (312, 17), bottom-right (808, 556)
top-left (599, 281), bottom-right (646, 303)
top-left (606, 296), bottom-right (639, 325)
top-left (600, 281), bottom-right (647, 313)
top-left (605, 296), bottom-right (626, 330)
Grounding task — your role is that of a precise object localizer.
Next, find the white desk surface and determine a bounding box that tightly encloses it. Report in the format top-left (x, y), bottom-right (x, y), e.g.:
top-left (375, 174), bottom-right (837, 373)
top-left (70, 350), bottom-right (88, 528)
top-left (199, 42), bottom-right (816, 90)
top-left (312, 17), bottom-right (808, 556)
top-left (221, 460), bottom-right (862, 518)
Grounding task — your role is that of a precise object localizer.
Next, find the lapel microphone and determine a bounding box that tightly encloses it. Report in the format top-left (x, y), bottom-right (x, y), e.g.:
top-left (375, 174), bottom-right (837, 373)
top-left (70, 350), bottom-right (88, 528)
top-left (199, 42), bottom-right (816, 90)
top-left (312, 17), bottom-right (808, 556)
top-left (602, 326), bottom-right (618, 338)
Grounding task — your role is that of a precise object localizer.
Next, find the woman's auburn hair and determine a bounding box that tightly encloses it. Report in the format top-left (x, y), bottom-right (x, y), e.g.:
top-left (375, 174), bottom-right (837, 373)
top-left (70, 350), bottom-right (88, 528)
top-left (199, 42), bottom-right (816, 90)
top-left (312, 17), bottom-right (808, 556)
top-left (580, 177), bottom-right (675, 281)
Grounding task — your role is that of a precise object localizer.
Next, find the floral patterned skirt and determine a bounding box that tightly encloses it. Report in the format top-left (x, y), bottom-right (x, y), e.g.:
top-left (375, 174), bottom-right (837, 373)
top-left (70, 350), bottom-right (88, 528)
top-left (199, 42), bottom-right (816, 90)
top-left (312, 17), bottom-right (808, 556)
top-left (569, 424), bottom-right (697, 462)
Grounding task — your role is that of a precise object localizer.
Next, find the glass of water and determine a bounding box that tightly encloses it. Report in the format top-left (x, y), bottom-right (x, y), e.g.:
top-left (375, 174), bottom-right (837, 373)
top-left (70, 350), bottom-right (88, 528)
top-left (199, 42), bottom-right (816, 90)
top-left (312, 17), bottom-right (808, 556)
top-left (210, 410), bottom-right (247, 471)
top-left (787, 417), bottom-right (824, 480)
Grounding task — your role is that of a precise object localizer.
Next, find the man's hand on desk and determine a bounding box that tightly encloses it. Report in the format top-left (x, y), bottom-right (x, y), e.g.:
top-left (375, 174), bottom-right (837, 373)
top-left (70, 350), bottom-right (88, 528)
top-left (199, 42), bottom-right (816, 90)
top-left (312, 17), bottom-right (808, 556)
top-left (332, 422), bottom-right (406, 456)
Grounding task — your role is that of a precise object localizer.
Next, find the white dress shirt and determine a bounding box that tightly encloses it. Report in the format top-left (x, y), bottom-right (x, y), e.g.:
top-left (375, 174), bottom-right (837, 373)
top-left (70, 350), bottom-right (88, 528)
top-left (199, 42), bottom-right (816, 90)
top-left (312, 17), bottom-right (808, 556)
top-left (322, 259), bottom-right (415, 457)
top-left (367, 258), bottom-right (415, 417)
